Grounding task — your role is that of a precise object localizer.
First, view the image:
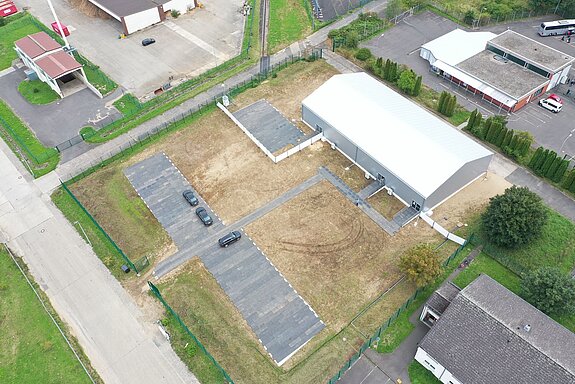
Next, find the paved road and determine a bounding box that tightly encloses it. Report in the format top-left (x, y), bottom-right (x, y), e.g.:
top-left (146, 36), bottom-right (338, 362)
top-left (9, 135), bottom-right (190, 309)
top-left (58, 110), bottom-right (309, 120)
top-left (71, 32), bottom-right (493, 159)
top-left (0, 141), bottom-right (197, 384)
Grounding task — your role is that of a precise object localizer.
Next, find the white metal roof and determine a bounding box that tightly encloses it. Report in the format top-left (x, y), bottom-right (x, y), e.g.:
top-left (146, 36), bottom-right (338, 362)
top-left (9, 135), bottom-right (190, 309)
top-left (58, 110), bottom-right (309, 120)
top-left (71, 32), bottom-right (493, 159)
top-left (421, 29), bottom-right (497, 66)
top-left (432, 60), bottom-right (517, 108)
top-left (302, 73), bottom-right (492, 198)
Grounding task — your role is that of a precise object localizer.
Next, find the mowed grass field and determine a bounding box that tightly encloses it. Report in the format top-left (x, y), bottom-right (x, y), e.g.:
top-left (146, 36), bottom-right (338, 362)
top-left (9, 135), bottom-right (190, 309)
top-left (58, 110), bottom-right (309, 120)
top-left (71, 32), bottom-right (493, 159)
top-left (0, 248), bottom-right (93, 384)
top-left (0, 15), bottom-right (42, 70)
top-left (268, 0), bottom-right (312, 53)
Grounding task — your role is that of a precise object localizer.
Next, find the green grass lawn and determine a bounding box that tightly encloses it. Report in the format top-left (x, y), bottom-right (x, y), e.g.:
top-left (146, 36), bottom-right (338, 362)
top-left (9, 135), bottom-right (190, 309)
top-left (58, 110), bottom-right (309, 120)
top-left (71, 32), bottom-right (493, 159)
top-left (0, 99), bottom-right (59, 177)
top-left (453, 252), bottom-right (522, 293)
top-left (477, 209), bottom-right (575, 275)
top-left (113, 94), bottom-right (141, 116)
top-left (51, 187), bottom-right (135, 280)
top-left (268, 0), bottom-right (312, 53)
top-left (453, 251), bottom-right (575, 333)
top-left (18, 80), bottom-right (59, 104)
top-left (0, 248), bottom-right (93, 384)
top-left (408, 361), bottom-right (441, 384)
top-left (0, 15), bottom-right (42, 70)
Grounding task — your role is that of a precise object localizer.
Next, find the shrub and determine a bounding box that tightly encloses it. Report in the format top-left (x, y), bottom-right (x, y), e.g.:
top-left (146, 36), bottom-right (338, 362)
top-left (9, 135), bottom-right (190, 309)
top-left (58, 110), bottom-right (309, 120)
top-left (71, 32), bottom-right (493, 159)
top-left (522, 267), bottom-right (575, 316)
top-left (344, 31), bottom-right (359, 48)
top-left (171, 9), bottom-right (181, 18)
top-left (399, 244), bottom-right (442, 287)
top-left (482, 186), bottom-right (548, 248)
top-left (397, 70), bottom-right (416, 94)
top-left (355, 48), bottom-right (372, 61)
top-left (412, 75), bottom-right (422, 96)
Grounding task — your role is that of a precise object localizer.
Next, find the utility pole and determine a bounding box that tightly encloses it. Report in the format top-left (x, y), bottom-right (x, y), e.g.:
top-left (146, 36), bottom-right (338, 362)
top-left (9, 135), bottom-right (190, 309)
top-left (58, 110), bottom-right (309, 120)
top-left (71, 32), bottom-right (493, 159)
top-left (46, 0), bottom-right (70, 49)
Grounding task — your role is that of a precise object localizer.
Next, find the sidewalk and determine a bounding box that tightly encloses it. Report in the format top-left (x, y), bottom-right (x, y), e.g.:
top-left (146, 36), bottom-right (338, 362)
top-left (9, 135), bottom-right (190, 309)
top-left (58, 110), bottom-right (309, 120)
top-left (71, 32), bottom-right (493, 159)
top-left (0, 138), bottom-right (198, 384)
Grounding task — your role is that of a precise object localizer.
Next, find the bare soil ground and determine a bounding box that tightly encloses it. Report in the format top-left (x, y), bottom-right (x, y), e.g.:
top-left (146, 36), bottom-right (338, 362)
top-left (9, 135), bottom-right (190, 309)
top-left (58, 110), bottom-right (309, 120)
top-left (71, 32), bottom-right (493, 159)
top-left (246, 181), bottom-right (447, 331)
top-left (368, 190), bottom-right (406, 220)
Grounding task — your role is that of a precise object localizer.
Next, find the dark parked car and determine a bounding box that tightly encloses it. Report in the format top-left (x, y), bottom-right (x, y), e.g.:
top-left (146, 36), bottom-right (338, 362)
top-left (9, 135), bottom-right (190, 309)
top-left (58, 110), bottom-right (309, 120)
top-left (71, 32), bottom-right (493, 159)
top-left (195, 207), bottom-right (213, 226)
top-left (218, 231), bottom-right (241, 247)
top-left (142, 38), bottom-right (156, 46)
top-left (182, 190), bottom-right (198, 206)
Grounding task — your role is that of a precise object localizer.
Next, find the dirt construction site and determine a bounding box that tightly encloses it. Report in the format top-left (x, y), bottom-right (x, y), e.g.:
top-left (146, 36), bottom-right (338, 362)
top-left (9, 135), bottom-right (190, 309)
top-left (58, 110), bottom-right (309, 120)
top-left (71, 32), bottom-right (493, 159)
top-left (67, 59), bottom-right (513, 382)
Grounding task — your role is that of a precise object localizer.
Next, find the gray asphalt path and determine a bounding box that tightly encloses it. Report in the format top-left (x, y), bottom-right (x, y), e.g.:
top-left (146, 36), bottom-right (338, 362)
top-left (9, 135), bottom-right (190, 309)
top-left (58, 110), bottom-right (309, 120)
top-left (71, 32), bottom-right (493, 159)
top-left (0, 141), bottom-right (197, 384)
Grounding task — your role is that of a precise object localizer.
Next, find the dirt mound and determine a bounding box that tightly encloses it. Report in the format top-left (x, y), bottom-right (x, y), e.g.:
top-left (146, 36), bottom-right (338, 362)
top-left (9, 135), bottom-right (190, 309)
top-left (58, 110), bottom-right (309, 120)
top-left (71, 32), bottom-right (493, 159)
top-left (68, 0), bottom-right (111, 19)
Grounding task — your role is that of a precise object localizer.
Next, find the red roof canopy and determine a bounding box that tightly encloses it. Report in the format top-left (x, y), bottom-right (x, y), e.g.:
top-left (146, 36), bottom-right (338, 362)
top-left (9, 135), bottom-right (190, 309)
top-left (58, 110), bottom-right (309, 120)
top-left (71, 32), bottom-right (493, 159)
top-left (36, 51), bottom-right (82, 79)
top-left (15, 31), bottom-right (61, 59)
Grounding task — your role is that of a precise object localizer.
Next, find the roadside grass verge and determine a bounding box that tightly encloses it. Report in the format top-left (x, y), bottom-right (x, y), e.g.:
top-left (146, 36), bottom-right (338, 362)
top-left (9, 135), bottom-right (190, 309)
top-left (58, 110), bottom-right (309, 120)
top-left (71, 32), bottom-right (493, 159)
top-left (18, 80), bottom-right (59, 104)
top-left (0, 99), bottom-right (59, 177)
top-left (0, 247), bottom-right (99, 384)
top-left (51, 187), bottom-right (134, 281)
top-left (375, 245), bottom-right (472, 353)
top-left (113, 94), bottom-right (142, 116)
top-left (268, 0), bottom-right (312, 52)
top-left (408, 360), bottom-right (441, 384)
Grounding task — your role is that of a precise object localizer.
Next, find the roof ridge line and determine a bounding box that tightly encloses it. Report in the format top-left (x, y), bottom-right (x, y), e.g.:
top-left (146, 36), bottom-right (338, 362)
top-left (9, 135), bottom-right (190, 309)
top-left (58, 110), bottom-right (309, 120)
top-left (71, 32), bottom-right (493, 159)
top-left (459, 293), bottom-right (575, 377)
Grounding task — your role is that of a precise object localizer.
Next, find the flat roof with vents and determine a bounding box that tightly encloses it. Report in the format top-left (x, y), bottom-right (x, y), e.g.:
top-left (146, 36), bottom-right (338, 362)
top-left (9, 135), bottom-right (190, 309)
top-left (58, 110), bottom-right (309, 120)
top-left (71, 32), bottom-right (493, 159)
top-left (488, 29), bottom-right (575, 72)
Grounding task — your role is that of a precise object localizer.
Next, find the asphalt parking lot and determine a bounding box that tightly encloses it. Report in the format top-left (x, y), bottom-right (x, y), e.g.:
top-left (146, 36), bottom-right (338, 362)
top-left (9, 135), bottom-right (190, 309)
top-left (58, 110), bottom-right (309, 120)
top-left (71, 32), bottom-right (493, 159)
top-left (124, 153), bottom-right (325, 365)
top-left (14, 0), bottom-right (245, 98)
top-left (361, 11), bottom-right (575, 158)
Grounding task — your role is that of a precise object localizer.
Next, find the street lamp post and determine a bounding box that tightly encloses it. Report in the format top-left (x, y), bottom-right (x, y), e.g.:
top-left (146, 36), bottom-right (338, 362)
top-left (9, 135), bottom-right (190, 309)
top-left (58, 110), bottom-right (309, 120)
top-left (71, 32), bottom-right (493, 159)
top-left (560, 128), bottom-right (575, 154)
top-left (46, 0), bottom-right (70, 49)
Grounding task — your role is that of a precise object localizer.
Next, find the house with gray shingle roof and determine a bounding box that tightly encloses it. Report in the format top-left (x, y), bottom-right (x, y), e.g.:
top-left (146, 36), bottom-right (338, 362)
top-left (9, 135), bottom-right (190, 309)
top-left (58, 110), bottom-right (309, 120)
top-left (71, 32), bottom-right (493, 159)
top-left (415, 274), bottom-right (575, 384)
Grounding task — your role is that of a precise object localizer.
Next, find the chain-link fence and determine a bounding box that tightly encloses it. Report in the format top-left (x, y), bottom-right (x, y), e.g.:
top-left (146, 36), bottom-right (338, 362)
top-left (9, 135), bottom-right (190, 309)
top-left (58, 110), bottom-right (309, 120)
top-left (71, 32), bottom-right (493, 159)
top-left (60, 182), bottom-right (139, 274)
top-left (427, 1), bottom-right (566, 28)
top-left (62, 50), bottom-right (320, 182)
top-left (327, 234), bottom-right (474, 383)
top-left (148, 281), bottom-right (234, 383)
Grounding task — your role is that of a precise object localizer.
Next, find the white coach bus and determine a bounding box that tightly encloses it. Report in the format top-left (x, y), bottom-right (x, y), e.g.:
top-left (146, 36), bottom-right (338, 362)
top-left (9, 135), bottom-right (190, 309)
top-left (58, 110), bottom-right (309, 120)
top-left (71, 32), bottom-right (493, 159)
top-left (538, 20), bottom-right (575, 36)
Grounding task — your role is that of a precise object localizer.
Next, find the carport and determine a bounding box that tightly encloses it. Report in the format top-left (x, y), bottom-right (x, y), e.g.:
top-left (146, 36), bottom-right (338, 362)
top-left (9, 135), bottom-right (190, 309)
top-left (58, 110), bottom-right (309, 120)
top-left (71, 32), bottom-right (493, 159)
top-left (87, 0), bottom-right (195, 35)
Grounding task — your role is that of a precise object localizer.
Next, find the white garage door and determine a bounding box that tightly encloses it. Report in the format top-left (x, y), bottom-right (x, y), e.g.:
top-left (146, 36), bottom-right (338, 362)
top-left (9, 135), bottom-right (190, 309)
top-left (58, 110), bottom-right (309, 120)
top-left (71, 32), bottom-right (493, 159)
top-left (164, 0), bottom-right (195, 13)
top-left (124, 8), bottom-right (161, 35)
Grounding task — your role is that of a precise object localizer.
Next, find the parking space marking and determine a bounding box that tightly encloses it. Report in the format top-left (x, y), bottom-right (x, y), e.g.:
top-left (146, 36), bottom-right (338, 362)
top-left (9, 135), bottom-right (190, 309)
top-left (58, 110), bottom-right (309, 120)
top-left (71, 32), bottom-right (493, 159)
top-left (125, 153), bottom-right (324, 365)
top-left (163, 21), bottom-right (228, 62)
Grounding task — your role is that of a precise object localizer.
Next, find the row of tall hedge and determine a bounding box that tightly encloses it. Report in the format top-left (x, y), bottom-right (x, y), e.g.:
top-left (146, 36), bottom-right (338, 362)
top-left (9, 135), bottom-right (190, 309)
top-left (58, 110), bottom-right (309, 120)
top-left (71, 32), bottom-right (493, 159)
top-left (529, 147), bottom-right (572, 185)
top-left (466, 111), bottom-right (532, 161)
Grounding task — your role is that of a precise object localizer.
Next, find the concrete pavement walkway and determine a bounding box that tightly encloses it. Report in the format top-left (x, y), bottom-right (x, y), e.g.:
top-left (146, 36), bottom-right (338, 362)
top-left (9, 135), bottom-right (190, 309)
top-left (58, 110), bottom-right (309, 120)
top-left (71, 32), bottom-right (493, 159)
top-left (0, 140), bottom-right (197, 384)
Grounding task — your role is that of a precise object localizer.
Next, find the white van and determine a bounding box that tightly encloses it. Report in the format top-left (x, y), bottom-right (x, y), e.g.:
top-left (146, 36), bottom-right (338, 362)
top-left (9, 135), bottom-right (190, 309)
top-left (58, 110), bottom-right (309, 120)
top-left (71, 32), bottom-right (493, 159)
top-left (539, 98), bottom-right (562, 113)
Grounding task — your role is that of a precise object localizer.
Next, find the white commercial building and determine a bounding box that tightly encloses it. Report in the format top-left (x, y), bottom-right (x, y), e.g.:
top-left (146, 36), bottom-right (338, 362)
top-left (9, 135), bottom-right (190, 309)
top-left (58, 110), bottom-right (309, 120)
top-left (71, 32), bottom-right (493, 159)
top-left (302, 72), bottom-right (493, 213)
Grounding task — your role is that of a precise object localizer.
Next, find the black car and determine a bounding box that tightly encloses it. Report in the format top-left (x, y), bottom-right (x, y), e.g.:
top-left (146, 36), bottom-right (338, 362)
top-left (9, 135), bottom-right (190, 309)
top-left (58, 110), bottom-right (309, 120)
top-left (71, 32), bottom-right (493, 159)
top-left (182, 190), bottom-right (198, 206)
top-left (195, 207), bottom-right (213, 226)
top-left (218, 231), bottom-right (241, 247)
top-left (142, 38), bottom-right (156, 46)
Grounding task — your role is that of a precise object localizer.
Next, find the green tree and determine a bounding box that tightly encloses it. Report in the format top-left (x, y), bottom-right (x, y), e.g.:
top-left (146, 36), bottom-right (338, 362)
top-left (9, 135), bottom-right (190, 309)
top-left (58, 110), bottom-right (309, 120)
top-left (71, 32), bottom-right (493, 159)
top-left (376, 57), bottom-right (383, 68)
top-left (540, 151), bottom-right (558, 176)
top-left (412, 75), bottom-right (422, 96)
top-left (546, 157), bottom-right (562, 179)
top-left (344, 30), bottom-right (359, 48)
top-left (553, 159), bottom-right (569, 183)
top-left (467, 109), bottom-right (477, 130)
top-left (355, 48), bottom-right (372, 61)
top-left (463, 10), bottom-right (476, 25)
top-left (399, 244), bottom-right (442, 287)
top-left (521, 267), bottom-right (575, 316)
top-left (529, 146), bottom-right (544, 169)
top-left (495, 126), bottom-right (507, 147)
top-left (502, 129), bottom-right (514, 148)
top-left (385, 0), bottom-right (405, 19)
top-left (482, 186), bottom-right (548, 248)
top-left (562, 168), bottom-right (575, 189)
top-left (397, 70), bottom-right (417, 94)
